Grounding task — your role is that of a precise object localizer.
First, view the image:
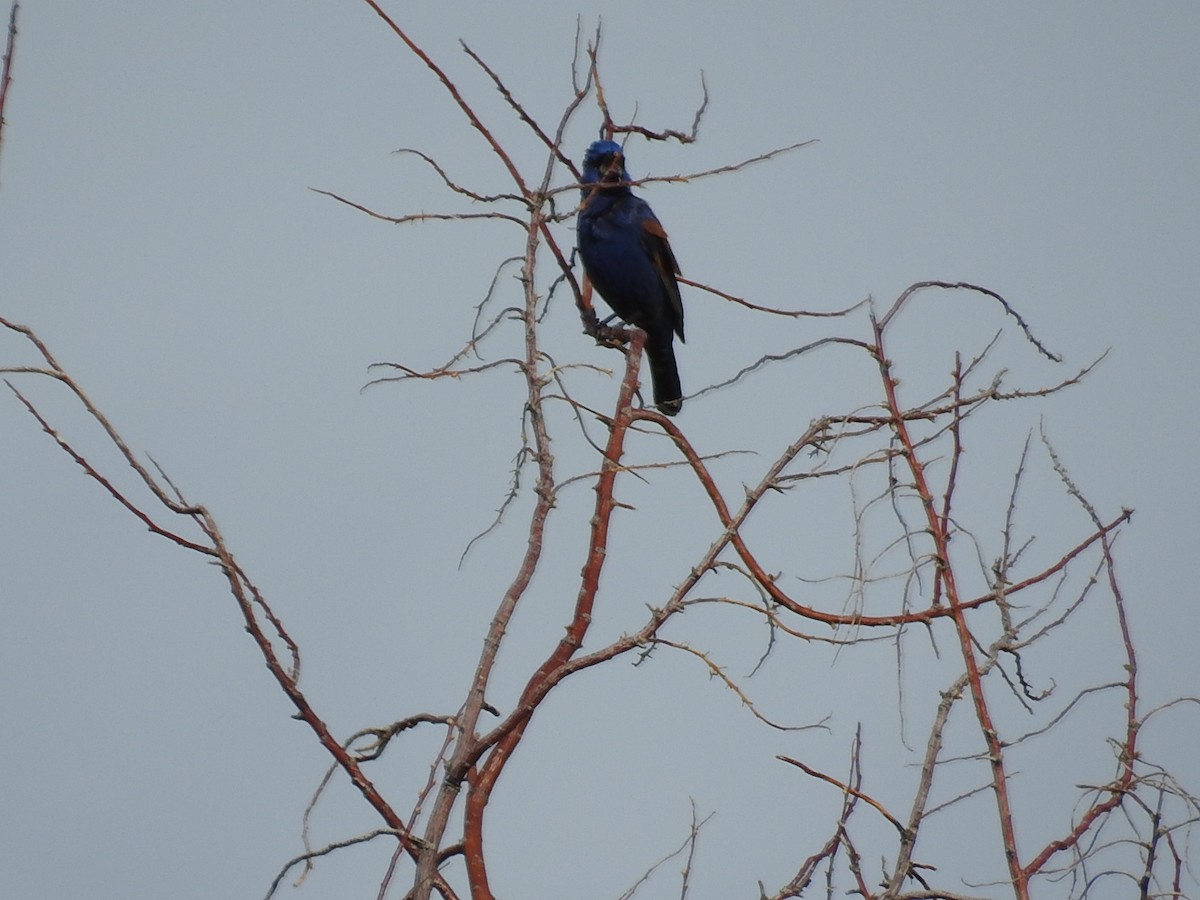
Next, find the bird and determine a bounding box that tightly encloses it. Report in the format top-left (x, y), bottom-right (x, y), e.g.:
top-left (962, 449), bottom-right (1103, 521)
top-left (577, 139), bottom-right (685, 416)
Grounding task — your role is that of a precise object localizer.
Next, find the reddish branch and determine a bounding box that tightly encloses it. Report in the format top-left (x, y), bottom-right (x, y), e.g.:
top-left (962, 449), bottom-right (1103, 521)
top-left (879, 280), bottom-right (1062, 363)
top-left (648, 408), bottom-right (1129, 631)
top-left (5, 381), bottom-right (214, 556)
top-left (1, 320), bottom-right (454, 895)
top-left (360, 0), bottom-right (527, 196)
top-left (207, 531), bottom-right (416, 841)
top-left (872, 312), bottom-right (1027, 899)
top-left (458, 333), bottom-right (644, 900)
top-left (778, 754), bottom-right (906, 836)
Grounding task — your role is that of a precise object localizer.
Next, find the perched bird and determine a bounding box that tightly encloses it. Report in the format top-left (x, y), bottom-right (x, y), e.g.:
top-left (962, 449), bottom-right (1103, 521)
top-left (577, 139), bottom-right (685, 416)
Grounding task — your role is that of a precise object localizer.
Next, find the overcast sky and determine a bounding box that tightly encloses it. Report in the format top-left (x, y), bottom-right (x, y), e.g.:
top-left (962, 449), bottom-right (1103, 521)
top-left (2, 3), bottom-right (1198, 899)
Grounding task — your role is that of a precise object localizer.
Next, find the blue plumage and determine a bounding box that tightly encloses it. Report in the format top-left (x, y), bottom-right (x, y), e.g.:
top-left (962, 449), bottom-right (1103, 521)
top-left (577, 140), bottom-right (685, 415)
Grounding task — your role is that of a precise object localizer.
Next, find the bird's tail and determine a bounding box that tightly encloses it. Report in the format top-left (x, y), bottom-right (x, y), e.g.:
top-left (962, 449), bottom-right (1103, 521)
top-left (645, 338), bottom-right (683, 416)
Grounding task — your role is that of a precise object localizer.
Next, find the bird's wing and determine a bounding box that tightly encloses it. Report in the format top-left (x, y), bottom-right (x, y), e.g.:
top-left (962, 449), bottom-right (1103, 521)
top-left (640, 216), bottom-right (686, 342)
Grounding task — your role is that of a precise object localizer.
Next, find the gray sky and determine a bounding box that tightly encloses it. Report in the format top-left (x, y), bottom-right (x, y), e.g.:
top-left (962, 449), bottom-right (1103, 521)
top-left (2, 3), bottom-right (1198, 898)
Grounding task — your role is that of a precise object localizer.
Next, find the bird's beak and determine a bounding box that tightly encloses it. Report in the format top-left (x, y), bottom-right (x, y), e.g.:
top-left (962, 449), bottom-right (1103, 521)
top-left (600, 154), bottom-right (624, 184)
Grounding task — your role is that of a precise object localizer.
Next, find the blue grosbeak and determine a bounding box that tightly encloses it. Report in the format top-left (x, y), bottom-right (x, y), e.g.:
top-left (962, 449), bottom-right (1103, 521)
top-left (577, 140), bottom-right (685, 416)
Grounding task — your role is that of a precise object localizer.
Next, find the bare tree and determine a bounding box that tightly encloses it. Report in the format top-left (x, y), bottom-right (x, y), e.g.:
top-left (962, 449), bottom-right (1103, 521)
top-left (4, 6), bottom-right (1196, 899)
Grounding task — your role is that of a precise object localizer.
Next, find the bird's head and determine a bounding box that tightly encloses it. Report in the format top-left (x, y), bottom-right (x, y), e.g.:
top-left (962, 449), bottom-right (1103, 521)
top-left (582, 139), bottom-right (631, 191)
